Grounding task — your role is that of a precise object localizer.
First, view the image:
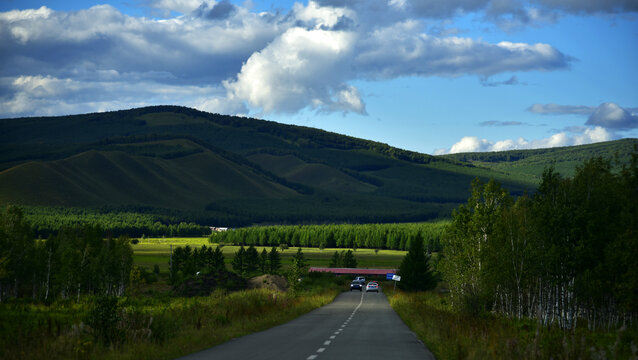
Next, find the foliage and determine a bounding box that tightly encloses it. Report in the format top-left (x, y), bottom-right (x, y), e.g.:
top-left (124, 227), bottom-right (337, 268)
top-left (21, 206), bottom-right (210, 238)
top-left (329, 251), bottom-right (341, 268)
top-left (389, 291), bottom-right (638, 360)
top-left (86, 296), bottom-right (122, 346)
top-left (268, 247), bottom-right (281, 274)
top-left (341, 250), bottom-right (358, 268)
top-left (1, 280), bottom-right (343, 360)
top-left (0, 208), bottom-right (134, 302)
top-left (441, 152), bottom-right (638, 330)
top-left (397, 234), bottom-right (436, 292)
top-left (287, 248), bottom-right (308, 295)
top-left (211, 221), bottom-right (448, 251)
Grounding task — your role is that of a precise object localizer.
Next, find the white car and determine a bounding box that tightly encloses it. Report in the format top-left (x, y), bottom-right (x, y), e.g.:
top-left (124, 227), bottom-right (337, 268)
top-left (366, 282), bottom-right (379, 293)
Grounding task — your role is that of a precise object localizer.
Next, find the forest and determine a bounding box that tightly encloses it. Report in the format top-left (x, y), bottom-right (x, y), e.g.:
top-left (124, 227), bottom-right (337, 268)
top-left (210, 222), bottom-right (448, 251)
top-left (440, 154), bottom-right (638, 331)
top-left (20, 206), bottom-right (211, 238)
top-left (0, 206), bottom-right (133, 302)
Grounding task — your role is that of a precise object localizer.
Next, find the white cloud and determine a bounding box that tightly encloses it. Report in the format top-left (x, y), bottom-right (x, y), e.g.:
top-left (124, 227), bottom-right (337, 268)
top-left (0, 1), bottom-right (583, 118)
top-left (224, 26), bottom-right (362, 114)
top-left (586, 102), bottom-right (638, 130)
top-left (0, 74), bottom-right (225, 117)
top-left (354, 22), bottom-right (569, 79)
top-left (439, 126), bottom-right (613, 154)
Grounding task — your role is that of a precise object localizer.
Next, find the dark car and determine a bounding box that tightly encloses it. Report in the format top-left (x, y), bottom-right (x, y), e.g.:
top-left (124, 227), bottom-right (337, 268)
top-left (350, 280), bottom-right (364, 291)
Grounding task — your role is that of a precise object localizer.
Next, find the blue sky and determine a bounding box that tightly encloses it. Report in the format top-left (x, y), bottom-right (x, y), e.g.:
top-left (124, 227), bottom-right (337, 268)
top-left (1, 0), bottom-right (636, 154)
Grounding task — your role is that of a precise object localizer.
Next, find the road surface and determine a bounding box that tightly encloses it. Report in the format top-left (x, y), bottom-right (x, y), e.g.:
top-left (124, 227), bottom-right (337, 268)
top-left (178, 289), bottom-right (435, 360)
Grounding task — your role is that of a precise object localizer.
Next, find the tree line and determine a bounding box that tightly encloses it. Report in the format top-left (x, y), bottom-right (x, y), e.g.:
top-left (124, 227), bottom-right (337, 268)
top-left (0, 206), bottom-right (134, 302)
top-left (440, 154), bottom-right (638, 330)
top-left (21, 206), bottom-right (210, 238)
top-left (211, 222), bottom-right (447, 251)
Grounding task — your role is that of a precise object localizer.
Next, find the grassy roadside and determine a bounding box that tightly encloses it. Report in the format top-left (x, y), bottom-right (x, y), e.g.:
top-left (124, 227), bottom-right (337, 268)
top-left (1, 274), bottom-right (346, 360)
top-left (387, 291), bottom-right (638, 360)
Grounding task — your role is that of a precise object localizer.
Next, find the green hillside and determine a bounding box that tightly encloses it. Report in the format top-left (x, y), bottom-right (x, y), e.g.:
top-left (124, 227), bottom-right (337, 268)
top-left (441, 138), bottom-right (638, 183)
top-left (1, 106), bottom-right (634, 226)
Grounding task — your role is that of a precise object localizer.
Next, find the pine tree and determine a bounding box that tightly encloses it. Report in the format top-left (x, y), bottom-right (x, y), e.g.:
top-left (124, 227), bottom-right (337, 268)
top-left (245, 245), bottom-right (260, 274)
top-left (398, 234), bottom-right (436, 291)
top-left (329, 251), bottom-right (341, 268)
top-left (212, 246), bottom-right (225, 272)
top-left (269, 247), bottom-right (281, 274)
top-left (232, 246), bottom-right (245, 275)
top-left (259, 248), bottom-right (269, 273)
top-left (342, 250), bottom-right (357, 268)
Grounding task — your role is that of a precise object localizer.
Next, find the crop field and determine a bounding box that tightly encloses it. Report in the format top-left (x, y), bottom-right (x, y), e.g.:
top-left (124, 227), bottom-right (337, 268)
top-left (133, 237), bottom-right (407, 272)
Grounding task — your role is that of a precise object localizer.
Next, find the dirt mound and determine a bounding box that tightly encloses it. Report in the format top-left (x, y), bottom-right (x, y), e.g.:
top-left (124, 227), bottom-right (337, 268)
top-left (247, 275), bottom-right (288, 292)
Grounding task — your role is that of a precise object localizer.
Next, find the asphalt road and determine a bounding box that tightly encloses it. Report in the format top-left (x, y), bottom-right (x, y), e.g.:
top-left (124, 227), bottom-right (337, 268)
top-left (178, 289), bottom-right (435, 360)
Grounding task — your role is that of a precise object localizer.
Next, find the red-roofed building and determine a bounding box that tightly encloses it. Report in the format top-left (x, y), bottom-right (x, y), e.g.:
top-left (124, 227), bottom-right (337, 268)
top-left (309, 267), bottom-right (397, 276)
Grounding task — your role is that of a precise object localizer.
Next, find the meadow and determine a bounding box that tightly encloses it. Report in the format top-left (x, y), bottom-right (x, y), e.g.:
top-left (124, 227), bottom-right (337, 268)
top-left (133, 237), bottom-right (407, 272)
top-left (0, 273), bottom-right (347, 360)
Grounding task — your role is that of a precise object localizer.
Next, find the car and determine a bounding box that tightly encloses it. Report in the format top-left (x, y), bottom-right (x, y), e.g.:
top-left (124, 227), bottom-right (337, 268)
top-left (350, 280), bottom-right (364, 291)
top-left (355, 276), bottom-right (366, 282)
top-left (366, 282), bottom-right (379, 293)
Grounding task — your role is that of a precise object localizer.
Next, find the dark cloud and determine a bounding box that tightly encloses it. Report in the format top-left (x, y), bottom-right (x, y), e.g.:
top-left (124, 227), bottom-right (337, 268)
top-left (586, 102), bottom-right (638, 129)
top-left (527, 102), bottom-right (638, 130)
top-left (193, 0), bottom-right (236, 20)
top-left (537, 0), bottom-right (638, 14)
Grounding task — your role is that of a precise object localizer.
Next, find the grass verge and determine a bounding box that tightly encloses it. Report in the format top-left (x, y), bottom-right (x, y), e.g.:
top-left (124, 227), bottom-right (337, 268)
top-left (387, 291), bottom-right (638, 360)
top-left (1, 274), bottom-right (346, 360)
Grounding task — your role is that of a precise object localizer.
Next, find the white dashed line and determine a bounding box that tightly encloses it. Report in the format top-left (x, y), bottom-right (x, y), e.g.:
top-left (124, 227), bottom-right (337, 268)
top-left (306, 292), bottom-right (366, 359)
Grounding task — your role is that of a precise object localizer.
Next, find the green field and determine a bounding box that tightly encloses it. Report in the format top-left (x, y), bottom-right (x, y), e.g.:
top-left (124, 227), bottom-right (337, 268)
top-left (133, 237), bottom-right (407, 272)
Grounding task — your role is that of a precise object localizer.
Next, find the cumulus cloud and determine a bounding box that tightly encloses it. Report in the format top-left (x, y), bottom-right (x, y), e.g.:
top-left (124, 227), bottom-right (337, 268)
top-left (436, 126), bottom-right (613, 154)
top-left (1, 0), bottom-right (622, 118)
top-left (586, 102), bottom-right (638, 130)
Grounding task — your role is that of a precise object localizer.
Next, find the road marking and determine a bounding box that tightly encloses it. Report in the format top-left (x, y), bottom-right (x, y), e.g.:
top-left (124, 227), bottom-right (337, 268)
top-left (306, 291), bottom-right (366, 360)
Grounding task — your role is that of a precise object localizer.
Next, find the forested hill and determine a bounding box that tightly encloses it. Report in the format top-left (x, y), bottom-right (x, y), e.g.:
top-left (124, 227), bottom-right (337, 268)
top-left (0, 106), bottom-right (634, 226)
top-left (441, 138), bottom-right (638, 183)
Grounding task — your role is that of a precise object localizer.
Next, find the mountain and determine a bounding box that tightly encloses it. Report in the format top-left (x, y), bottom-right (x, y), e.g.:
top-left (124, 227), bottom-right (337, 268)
top-left (1, 106), bottom-right (634, 225)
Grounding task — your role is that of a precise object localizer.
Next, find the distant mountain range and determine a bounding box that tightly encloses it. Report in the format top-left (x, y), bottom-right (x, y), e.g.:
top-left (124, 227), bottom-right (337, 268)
top-left (1, 106), bottom-right (635, 225)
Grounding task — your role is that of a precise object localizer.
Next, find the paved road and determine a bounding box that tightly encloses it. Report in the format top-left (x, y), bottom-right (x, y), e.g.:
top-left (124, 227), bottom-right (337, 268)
top-left (179, 289), bottom-right (435, 360)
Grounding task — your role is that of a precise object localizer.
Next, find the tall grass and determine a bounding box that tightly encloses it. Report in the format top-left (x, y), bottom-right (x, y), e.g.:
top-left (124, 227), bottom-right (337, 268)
top-left (388, 291), bottom-right (638, 360)
top-left (1, 274), bottom-right (345, 360)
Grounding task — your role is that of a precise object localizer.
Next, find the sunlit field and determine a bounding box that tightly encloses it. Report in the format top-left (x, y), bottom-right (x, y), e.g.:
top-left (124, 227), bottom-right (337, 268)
top-left (133, 237), bottom-right (407, 272)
